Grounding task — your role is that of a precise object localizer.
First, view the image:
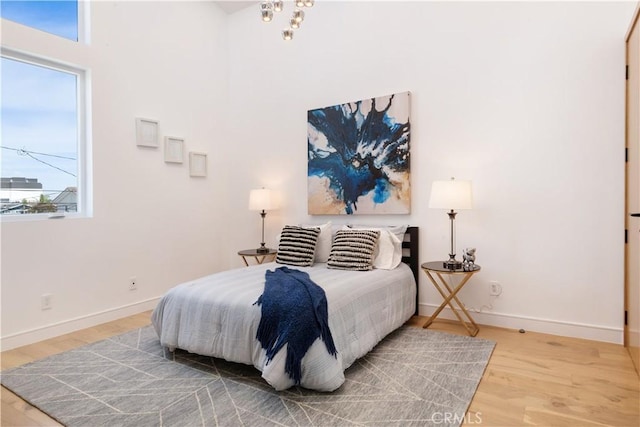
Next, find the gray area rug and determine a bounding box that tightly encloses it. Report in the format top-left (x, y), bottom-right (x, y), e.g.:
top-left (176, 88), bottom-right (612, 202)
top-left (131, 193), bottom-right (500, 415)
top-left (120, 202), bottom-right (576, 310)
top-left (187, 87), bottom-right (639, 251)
top-left (1, 325), bottom-right (495, 427)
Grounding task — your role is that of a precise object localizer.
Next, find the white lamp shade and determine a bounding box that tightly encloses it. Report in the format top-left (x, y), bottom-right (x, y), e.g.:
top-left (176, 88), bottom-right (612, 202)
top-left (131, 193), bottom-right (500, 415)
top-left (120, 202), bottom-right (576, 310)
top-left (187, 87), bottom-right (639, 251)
top-left (249, 188), bottom-right (275, 211)
top-left (429, 179), bottom-right (473, 210)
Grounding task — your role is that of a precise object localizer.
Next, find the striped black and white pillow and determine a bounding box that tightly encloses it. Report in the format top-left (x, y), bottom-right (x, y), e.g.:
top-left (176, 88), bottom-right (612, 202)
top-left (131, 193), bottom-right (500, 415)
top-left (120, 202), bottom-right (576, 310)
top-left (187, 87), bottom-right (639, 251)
top-left (276, 225), bottom-right (321, 267)
top-left (327, 229), bottom-right (380, 271)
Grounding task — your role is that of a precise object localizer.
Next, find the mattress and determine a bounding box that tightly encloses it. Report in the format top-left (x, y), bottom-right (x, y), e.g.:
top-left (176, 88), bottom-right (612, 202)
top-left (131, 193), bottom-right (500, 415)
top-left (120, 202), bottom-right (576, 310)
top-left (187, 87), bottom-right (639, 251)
top-left (151, 261), bottom-right (416, 391)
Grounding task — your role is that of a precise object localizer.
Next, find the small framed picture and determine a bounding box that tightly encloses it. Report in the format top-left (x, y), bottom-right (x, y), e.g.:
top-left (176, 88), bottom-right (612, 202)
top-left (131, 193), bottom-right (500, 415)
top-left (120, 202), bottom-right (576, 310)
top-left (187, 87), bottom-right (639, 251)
top-left (136, 118), bottom-right (159, 148)
top-left (164, 136), bottom-right (184, 163)
top-left (189, 152), bottom-right (207, 177)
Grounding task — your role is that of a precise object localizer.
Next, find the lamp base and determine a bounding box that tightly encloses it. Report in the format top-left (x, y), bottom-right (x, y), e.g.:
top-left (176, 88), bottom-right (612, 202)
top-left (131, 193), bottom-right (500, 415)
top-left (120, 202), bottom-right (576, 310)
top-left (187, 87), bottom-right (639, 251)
top-left (443, 260), bottom-right (462, 270)
top-left (256, 247), bottom-right (270, 254)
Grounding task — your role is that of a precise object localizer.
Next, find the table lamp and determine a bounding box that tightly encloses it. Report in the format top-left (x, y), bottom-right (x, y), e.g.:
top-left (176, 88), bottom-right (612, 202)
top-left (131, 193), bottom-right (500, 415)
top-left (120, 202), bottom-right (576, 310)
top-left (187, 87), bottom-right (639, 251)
top-left (249, 188), bottom-right (275, 253)
top-left (429, 178), bottom-right (473, 269)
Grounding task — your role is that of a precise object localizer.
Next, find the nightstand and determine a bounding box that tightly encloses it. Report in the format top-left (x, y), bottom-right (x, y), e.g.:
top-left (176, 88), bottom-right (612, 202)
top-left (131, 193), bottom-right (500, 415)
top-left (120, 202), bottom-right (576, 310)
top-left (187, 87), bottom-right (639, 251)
top-left (238, 248), bottom-right (277, 266)
top-left (421, 261), bottom-right (481, 337)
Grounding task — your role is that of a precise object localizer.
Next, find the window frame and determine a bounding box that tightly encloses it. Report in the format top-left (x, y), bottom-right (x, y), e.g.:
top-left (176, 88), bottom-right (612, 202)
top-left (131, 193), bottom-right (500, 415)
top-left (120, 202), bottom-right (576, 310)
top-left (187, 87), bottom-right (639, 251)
top-left (1, 48), bottom-right (92, 222)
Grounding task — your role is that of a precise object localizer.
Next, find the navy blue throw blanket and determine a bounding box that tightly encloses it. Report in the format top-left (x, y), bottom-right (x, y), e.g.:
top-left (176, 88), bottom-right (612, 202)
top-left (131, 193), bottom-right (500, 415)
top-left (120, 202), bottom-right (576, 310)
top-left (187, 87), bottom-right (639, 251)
top-left (254, 266), bottom-right (338, 385)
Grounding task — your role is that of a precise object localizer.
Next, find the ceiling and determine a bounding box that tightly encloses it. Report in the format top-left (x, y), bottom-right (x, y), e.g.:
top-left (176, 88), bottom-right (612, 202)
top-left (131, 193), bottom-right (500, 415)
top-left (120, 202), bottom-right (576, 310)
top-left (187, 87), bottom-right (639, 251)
top-left (214, 1), bottom-right (258, 14)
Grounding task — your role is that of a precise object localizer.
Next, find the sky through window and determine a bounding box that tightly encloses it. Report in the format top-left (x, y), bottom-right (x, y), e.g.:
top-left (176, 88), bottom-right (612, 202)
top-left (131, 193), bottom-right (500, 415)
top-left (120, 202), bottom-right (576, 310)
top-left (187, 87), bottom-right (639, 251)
top-left (1, 0), bottom-right (78, 41)
top-left (1, 1), bottom-right (80, 208)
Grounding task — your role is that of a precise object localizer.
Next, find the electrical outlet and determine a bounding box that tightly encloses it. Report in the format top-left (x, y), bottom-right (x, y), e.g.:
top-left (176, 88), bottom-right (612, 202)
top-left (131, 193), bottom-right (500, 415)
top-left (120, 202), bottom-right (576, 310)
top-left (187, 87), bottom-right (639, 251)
top-left (490, 281), bottom-right (502, 296)
top-left (129, 277), bottom-right (137, 291)
top-left (41, 293), bottom-right (53, 310)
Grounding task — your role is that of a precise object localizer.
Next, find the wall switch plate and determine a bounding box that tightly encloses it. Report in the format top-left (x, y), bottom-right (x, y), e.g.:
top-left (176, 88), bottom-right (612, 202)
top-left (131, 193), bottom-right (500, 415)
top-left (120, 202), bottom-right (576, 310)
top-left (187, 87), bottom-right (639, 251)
top-left (41, 293), bottom-right (53, 310)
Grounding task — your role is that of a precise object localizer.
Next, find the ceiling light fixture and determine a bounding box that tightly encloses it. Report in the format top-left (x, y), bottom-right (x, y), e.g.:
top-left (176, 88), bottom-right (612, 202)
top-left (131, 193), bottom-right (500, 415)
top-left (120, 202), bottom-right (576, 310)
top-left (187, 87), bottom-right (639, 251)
top-left (260, 1), bottom-right (273, 22)
top-left (260, 0), bottom-right (314, 41)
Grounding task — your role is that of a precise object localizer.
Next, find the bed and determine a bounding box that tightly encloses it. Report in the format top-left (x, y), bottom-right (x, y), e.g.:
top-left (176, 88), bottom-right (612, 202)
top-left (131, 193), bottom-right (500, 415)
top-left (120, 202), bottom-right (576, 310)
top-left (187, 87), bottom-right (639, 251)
top-left (151, 226), bottom-right (419, 392)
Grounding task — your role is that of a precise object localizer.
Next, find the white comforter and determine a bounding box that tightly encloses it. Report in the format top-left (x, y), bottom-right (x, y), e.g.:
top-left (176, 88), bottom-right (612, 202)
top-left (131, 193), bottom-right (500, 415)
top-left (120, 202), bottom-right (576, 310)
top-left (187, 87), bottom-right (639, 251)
top-left (151, 262), bottom-right (416, 391)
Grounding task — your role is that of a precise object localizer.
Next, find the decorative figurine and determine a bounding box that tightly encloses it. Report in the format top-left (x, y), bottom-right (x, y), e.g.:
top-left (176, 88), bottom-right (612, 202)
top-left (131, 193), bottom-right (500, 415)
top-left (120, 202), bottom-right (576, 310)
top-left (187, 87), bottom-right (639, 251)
top-left (462, 247), bottom-right (476, 271)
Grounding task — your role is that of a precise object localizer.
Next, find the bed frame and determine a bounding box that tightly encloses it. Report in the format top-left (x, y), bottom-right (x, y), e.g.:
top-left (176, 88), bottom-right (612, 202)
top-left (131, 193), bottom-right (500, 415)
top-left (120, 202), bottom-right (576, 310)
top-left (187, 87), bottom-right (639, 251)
top-left (401, 226), bottom-right (420, 315)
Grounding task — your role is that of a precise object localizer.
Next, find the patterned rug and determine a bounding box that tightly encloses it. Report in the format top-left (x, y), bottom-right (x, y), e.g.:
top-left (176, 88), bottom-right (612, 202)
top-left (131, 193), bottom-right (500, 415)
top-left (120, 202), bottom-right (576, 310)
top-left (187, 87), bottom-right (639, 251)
top-left (1, 325), bottom-right (495, 427)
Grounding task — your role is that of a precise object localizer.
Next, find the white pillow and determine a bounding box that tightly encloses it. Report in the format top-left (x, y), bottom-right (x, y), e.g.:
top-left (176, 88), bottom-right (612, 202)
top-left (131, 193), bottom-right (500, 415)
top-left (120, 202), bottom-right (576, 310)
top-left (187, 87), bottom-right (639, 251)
top-left (301, 221), bottom-right (332, 263)
top-left (346, 225), bottom-right (408, 270)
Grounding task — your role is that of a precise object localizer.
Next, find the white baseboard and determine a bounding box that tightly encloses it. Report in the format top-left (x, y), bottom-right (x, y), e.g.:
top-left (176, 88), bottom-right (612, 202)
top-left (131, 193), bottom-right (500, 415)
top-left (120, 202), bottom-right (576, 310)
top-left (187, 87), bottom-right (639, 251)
top-left (1, 297), bottom-right (160, 351)
top-left (1, 299), bottom-right (623, 351)
top-left (419, 303), bottom-right (624, 344)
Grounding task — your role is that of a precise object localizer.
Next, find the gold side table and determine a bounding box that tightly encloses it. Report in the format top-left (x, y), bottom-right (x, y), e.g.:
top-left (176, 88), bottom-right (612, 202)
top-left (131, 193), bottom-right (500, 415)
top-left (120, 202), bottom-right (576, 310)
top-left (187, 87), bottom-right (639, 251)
top-left (238, 248), bottom-right (277, 266)
top-left (422, 261), bottom-right (481, 337)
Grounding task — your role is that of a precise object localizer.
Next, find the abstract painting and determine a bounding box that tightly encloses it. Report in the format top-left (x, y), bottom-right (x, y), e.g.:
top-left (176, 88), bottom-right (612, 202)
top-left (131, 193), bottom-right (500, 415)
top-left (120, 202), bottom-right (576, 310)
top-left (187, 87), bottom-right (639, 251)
top-left (308, 91), bottom-right (411, 215)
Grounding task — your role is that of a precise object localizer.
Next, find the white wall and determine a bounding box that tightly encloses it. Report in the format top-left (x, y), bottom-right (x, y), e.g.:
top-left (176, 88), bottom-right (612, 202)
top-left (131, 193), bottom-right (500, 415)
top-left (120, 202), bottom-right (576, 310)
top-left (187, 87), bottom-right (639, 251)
top-left (1, 1), bottom-right (232, 349)
top-left (226, 1), bottom-right (637, 342)
top-left (1, 1), bottom-right (636, 349)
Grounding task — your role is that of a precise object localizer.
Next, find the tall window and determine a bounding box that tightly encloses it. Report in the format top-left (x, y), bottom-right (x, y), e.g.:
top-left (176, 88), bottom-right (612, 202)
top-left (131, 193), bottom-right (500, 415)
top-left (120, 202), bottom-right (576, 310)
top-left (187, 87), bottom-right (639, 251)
top-left (0, 0), bottom-right (79, 41)
top-left (1, 1), bottom-right (89, 218)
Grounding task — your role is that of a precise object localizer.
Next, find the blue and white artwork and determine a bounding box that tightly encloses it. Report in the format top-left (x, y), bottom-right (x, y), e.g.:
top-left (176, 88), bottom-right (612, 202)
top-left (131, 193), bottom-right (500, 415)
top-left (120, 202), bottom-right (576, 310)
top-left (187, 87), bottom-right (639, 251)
top-left (307, 91), bottom-right (411, 215)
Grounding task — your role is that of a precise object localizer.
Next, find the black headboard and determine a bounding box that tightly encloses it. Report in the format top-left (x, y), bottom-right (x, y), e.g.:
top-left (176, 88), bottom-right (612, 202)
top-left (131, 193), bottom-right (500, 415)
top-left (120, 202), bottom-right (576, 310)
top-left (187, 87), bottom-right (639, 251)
top-left (402, 226), bottom-right (419, 315)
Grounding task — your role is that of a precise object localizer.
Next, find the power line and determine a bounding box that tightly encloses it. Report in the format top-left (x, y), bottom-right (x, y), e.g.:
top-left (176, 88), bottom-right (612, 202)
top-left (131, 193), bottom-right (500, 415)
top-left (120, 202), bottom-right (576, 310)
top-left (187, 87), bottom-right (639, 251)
top-left (22, 152), bottom-right (76, 177)
top-left (1, 145), bottom-right (76, 160)
top-left (1, 145), bottom-right (76, 177)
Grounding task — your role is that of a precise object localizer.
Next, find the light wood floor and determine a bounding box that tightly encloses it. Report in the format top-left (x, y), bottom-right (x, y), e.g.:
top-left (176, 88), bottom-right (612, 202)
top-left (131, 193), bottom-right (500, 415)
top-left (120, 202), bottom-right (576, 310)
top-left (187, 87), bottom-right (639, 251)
top-left (2, 313), bottom-right (639, 426)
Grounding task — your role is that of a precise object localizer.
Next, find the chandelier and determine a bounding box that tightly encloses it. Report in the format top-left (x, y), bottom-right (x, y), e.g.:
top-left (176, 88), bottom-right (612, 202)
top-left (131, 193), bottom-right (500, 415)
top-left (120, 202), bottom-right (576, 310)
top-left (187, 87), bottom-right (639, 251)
top-left (260, 0), bottom-right (315, 41)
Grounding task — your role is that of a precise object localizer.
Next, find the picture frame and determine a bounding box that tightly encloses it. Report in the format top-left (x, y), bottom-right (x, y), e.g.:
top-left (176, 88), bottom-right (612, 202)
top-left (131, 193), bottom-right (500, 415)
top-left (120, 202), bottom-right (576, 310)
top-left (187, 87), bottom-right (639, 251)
top-left (189, 152), bottom-right (207, 177)
top-left (164, 136), bottom-right (184, 163)
top-left (135, 118), bottom-right (159, 148)
top-left (307, 91), bottom-right (411, 215)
